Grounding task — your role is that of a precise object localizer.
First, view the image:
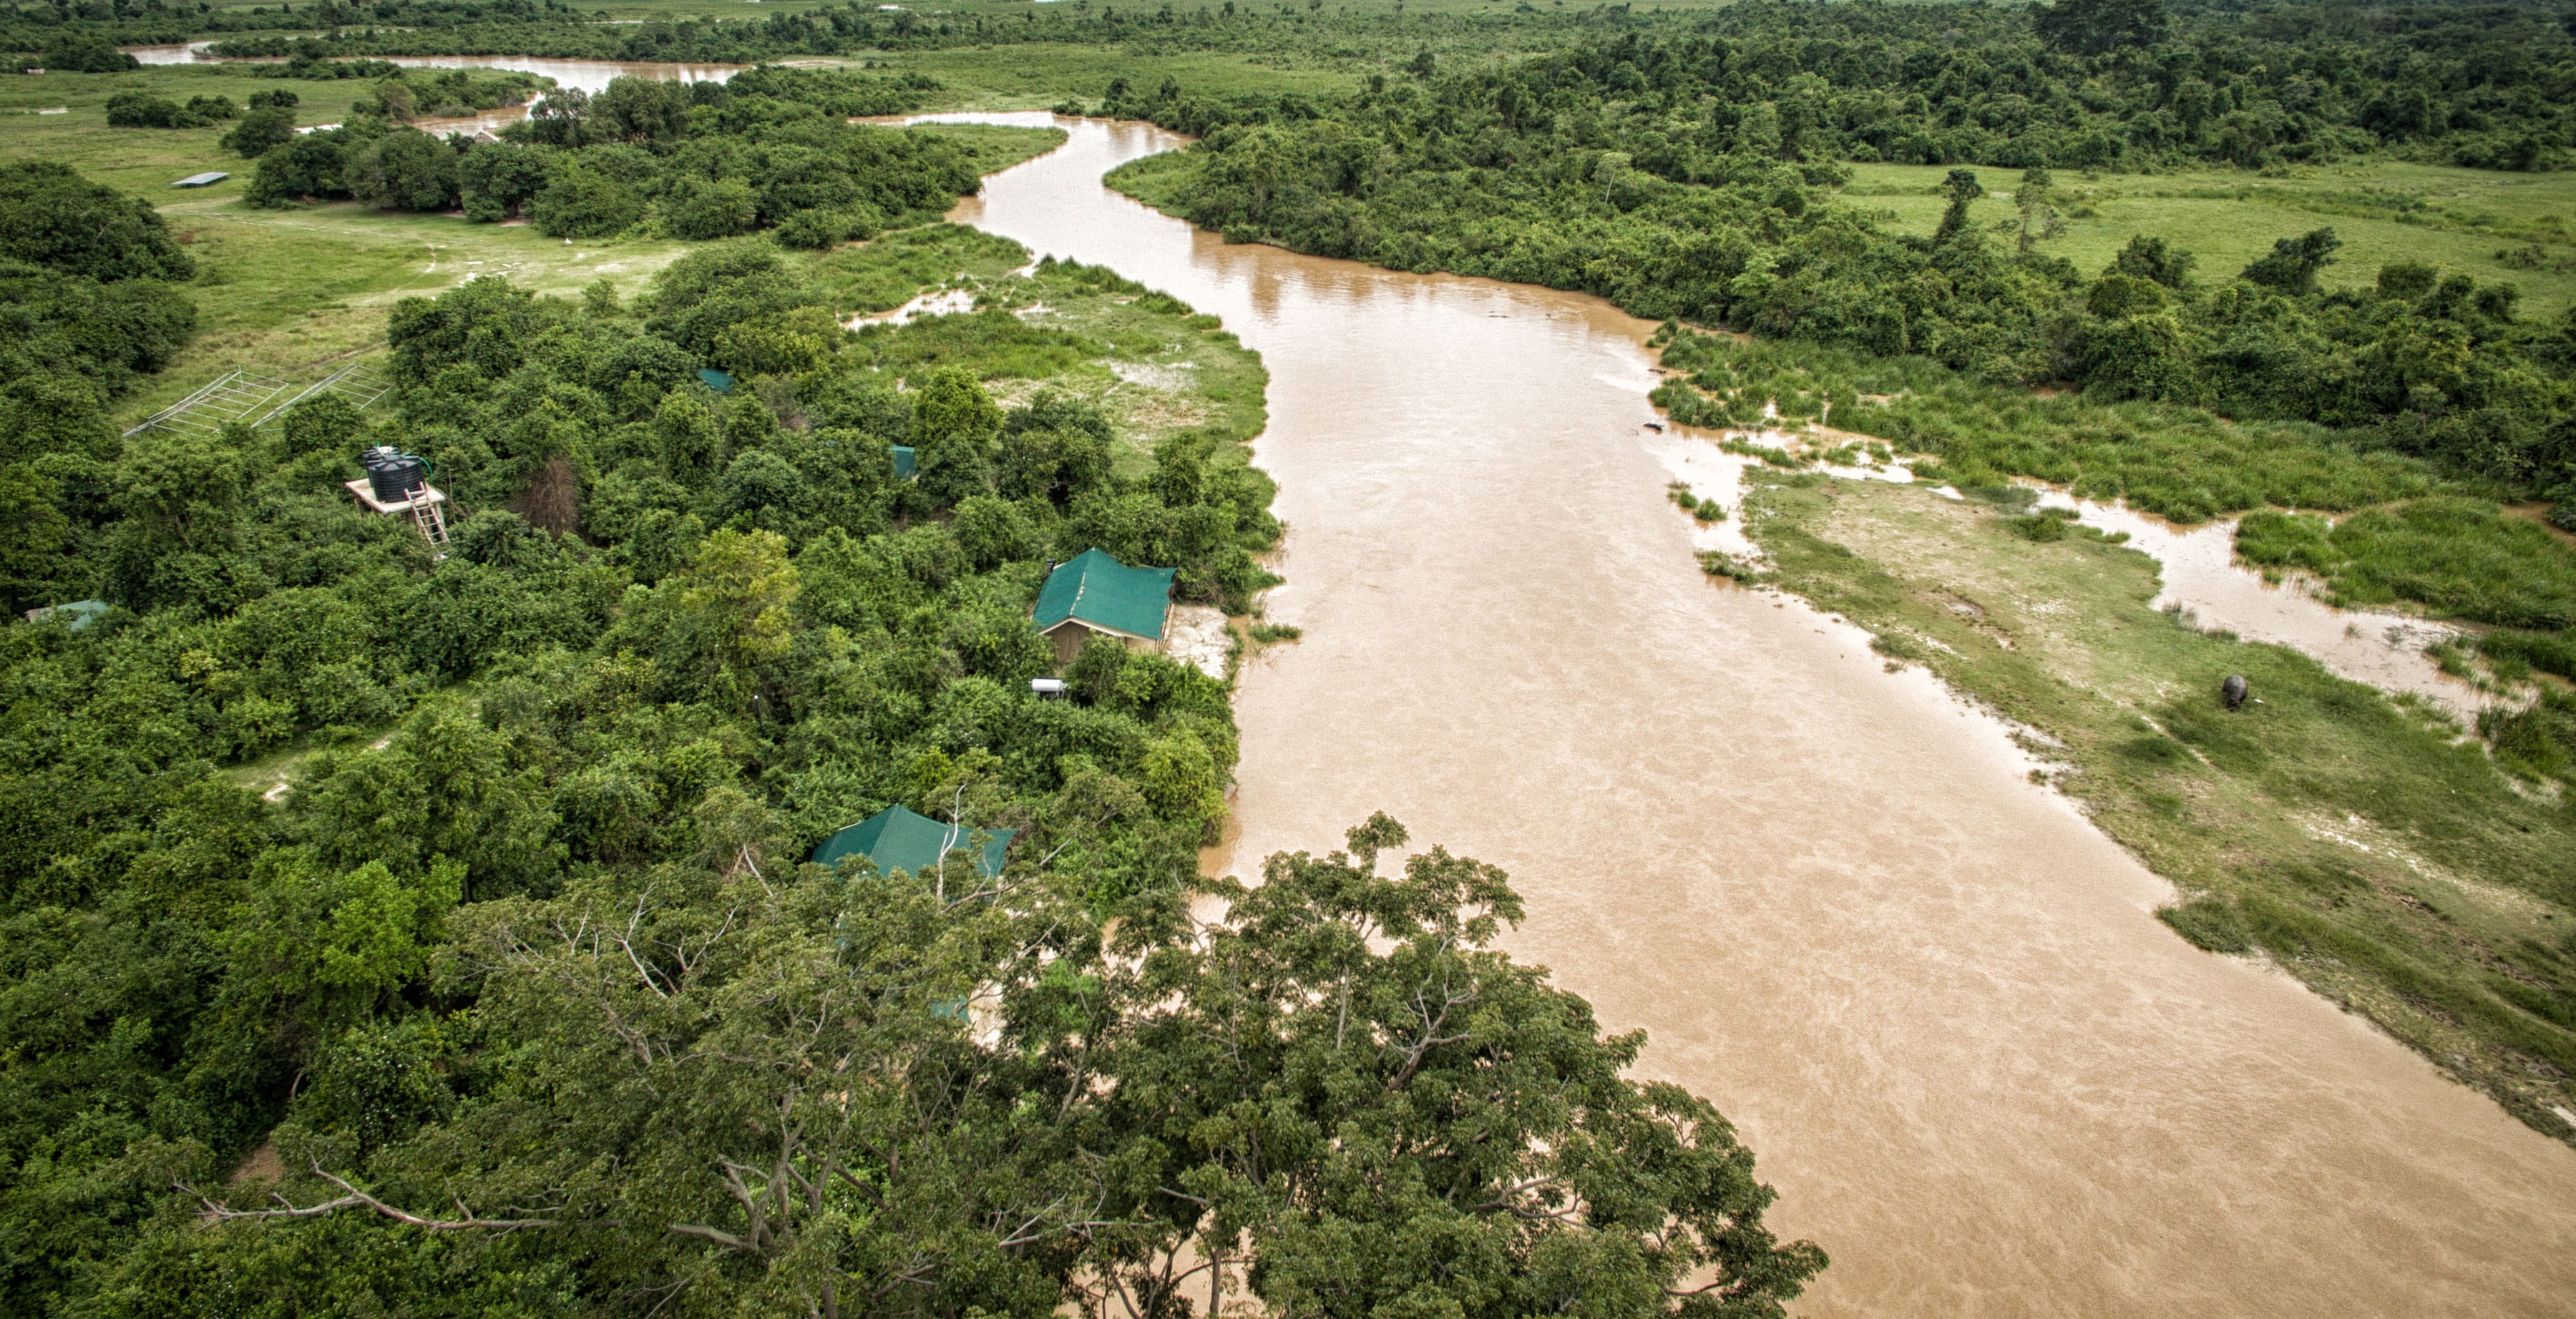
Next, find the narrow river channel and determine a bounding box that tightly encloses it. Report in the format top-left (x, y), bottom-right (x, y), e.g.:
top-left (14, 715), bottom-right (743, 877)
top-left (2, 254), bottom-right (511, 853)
top-left (931, 112), bottom-right (2576, 1316)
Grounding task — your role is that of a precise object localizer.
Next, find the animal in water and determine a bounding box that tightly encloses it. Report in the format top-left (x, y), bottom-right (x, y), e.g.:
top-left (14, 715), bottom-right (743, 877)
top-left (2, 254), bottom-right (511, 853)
top-left (2222, 674), bottom-right (2249, 710)
top-left (1643, 421), bottom-right (1665, 432)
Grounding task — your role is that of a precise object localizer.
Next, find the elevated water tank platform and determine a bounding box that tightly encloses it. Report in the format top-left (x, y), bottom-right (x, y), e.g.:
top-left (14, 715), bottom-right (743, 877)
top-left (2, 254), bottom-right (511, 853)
top-left (344, 478), bottom-right (445, 515)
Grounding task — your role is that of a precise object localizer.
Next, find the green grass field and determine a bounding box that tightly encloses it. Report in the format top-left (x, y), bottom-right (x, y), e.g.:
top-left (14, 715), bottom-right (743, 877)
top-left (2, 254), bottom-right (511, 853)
top-left (0, 68), bottom-right (1063, 426)
top-left (1843, 160), bottom-right (2576, 317)
top-left (0, 64), bottom-right (389, 197)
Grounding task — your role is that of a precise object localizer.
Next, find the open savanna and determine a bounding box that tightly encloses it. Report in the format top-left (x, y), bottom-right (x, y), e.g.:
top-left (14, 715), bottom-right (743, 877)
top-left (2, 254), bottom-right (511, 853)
top-left (0, 71), bottom-right (1062, 424)
top-left (1843, 159), bottom-right (2576, 317)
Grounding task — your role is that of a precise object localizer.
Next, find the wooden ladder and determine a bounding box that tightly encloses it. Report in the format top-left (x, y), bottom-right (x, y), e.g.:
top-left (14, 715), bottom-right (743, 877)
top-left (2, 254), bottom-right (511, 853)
top-left (411, 492), bottom-right (451, 551)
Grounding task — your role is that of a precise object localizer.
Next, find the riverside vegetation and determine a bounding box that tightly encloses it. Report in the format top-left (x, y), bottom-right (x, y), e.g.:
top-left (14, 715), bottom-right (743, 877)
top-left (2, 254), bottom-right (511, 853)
top-left (1065, 0), bottom-right (2576, 1142)
top-left (9, 0), bottom-right (2576, 1300)
top-left (0, 52), bottom-right (1825, 1319)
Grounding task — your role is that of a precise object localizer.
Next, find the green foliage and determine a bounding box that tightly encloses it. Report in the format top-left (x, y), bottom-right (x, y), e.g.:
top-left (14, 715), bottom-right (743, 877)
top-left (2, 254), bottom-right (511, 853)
top-left (104, 89), bottom-right (237, 128)
top-left (2235, 499), bottom-right (2576, 629)
top-left (0, 160), bottom-right (192, 283)
top-left (221, 104), bottom-right (296, 158)
top-left (2158, 896), bottom-right (2251, 954)
top-left (2031, 0), bottom-right (2170, 56)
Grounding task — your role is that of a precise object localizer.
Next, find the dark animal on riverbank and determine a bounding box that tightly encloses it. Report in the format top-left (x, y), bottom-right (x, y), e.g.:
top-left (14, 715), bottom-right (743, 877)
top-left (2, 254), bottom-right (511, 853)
top-left (2223, 674), bottom-right (2248, 710)
top-left (1643, 421), bottom-right (1664, 432)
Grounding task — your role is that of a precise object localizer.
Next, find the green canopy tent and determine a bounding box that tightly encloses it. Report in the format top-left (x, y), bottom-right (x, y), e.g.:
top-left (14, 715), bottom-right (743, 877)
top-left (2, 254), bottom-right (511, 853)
top-left (1033, 548), bottom-right (1174, 665)
top-left (811, 805), bottom-right (1014, 879)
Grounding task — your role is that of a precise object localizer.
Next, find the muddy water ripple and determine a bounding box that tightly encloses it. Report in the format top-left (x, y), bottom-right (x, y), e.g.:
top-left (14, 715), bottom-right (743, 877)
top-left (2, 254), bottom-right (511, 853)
top-left (927, 111), bottom-right (2576, 1317)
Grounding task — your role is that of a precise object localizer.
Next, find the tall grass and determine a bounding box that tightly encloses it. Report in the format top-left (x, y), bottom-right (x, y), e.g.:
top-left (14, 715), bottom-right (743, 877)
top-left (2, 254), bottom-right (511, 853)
top-left (1650, 328), bottom-right (2439, 522)
top-left (2238, 499), bottom-right (2576, 629)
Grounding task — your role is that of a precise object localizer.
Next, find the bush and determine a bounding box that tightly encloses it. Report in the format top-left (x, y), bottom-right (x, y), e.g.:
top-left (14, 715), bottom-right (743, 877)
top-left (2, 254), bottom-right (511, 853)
top-left (347, 130), bottom-right (460, 212)
top-left (105, 92), bottom-right (183, 128)
top-left (660, 177), bottom-right (759, 241)
top-left (42, 34), bottom-right (138, 73)
top-left (223, 106), bottom-right (297, 158)
top-left (530, 165), bottom-right (645, 238)
top-left (773, 207), bottom-right (858, 250)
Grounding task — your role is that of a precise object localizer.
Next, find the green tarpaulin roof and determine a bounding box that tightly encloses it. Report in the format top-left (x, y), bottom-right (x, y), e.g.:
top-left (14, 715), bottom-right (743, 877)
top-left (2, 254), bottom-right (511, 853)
top-left (698, 368), bottom-right (734, 393)
top-left (1033, 548), bottom-right (1175, 641)
top-left (891, 444), bottom-right (917, 479)
top-left (811, 805), bottom-right (1013, 878)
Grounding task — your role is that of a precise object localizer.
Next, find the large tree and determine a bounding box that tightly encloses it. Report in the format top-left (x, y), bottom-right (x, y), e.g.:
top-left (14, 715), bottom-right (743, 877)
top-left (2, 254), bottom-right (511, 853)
top-left (172, 813), bottom-right (1824, 1318)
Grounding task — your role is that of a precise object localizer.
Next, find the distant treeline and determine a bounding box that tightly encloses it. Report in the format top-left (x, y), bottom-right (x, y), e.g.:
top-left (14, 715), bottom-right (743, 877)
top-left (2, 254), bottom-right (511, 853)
top-left (156, 0), bottom-right (2576, 172)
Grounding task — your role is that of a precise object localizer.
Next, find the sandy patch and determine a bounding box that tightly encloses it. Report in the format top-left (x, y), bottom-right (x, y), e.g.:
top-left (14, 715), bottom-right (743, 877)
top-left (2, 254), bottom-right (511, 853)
top-left (1162, 604), bottom-right (1231, 679)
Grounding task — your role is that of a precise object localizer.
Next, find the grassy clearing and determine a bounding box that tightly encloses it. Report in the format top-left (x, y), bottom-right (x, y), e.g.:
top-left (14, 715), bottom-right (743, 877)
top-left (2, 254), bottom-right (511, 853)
top-left (1731, 471), bottom-right (2576, 1142)
top-left (801, 220), bottom-right (1032, 315)
top-left (126, 203), bottom-right (699, 423)
top-left (6, 89), bottom-right (1058, 428)
top-left (836, 226), bottom-right (1267, 477)
top-left (0, 65), bottom-right (395, 197)
top-left (1843, 159), bottom-right (2576, 318)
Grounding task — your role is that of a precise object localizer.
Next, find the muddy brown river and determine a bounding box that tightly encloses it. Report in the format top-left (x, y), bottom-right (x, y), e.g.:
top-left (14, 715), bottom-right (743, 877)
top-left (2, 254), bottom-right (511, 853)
top-left (932, 112), bottom-right (2576, 1315)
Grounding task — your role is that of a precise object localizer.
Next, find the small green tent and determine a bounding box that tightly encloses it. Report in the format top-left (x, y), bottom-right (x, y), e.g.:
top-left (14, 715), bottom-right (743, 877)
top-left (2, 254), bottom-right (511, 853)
top-left (811, 805), bottom-right (1013, 878)
top-left (698, 368), bottom-right (735, 393)
top-left (1033, 548), bottom-right (1175, 644)
top-left (891, 444), bottom-right (917, 479)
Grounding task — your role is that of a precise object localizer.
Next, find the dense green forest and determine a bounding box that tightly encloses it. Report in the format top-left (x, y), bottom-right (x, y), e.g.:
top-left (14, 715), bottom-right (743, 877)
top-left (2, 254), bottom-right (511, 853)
top-left (15, 0), bottom-right (2576, 1305)
top-left (165, 0), bottom-right (2576, 167)
top-left (0, 47), bottom-right (1825, 1313)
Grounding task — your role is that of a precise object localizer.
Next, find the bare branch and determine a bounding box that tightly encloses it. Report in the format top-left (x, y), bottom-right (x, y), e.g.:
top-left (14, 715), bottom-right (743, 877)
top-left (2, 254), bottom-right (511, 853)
top-left (182, 1166), bottom-right (556, 1232)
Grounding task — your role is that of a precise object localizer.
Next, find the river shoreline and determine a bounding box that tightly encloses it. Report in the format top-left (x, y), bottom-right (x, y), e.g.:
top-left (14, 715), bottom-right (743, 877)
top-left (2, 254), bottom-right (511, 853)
top-left (954, 111), bottom-right (2576, 1315)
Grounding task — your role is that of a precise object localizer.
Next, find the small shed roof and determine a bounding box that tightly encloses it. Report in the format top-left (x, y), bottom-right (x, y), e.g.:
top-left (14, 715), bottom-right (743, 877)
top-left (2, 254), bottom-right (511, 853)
top-left (21, 599), bottom-right (107, 630)
top-left (890, 443), bottom-right (917, 479)
top-left (172, 171), bottom-right (228, 188)
top-left (1034, 549), bottom-right (1175, 642)
top-left (698, 367), bottom-right (735, 393)
top-left (812, 805), bottom-right (1013, 878)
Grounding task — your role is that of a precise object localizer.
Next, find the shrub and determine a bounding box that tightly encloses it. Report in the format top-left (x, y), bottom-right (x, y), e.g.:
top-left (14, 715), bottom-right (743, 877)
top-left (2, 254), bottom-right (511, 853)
top-left (773, 207), bottom-right (857, 250)
top-left (105, 92), bottom-right (183, 128)
top-left (223, 106), bottom-right (297, 158)
top-left (660, 177), bottom-right (759, 241)
top-left (530, 165), bottom-right (645, 238)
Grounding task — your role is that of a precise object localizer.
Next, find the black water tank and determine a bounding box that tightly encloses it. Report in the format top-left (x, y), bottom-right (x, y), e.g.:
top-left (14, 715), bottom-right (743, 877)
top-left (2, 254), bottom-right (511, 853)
top-left (362, 446), bottom-right (427, 503)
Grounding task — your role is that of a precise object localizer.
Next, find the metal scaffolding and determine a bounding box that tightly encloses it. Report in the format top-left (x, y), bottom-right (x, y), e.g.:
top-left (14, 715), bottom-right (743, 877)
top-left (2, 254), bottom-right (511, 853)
top-left (252, 361), bottom-right (394, 428)
top-left (120, 371), bottom-right (293, 439)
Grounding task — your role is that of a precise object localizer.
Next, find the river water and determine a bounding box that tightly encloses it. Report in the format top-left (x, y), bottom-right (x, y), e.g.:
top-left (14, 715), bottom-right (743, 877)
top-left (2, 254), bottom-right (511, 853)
top-left (930, 112), bottom-right (2576, 1316)
top-left (121, 44), bottom-right (740, 94)
top-left (101, 40), bottom-right (2576, 1299)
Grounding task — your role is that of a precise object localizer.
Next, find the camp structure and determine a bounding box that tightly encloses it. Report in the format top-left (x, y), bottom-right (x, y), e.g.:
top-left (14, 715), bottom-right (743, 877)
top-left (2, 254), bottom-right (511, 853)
top-left (811, 805), bottom-right (1015, 880)
top-left (890, 443), bottom-right (917, 479)
top-left (21, 599), bottom-right (107, 631)
top-left (698, 367), bottom-right (735, 393)
top-left (1033, 548), bottom-right (1176, 665)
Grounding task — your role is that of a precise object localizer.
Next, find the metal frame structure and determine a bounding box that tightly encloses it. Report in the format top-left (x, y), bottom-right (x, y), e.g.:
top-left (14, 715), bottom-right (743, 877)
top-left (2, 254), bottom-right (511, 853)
top-left (252, 361), bottom-right (393, 428)
top-left (120, 370), bottom-right (293, 439)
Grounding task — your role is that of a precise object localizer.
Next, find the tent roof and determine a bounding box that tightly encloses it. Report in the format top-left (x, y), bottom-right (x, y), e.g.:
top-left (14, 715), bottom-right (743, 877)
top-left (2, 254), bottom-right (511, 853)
top-left (1033, 548), bottom-right (1175, 641)
top-left (812, 805), bottom-right (1013, 878)
top-left (890, 444), bottom-right (917, 479)
top-left (698, 368), bottom-right (735, 393)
